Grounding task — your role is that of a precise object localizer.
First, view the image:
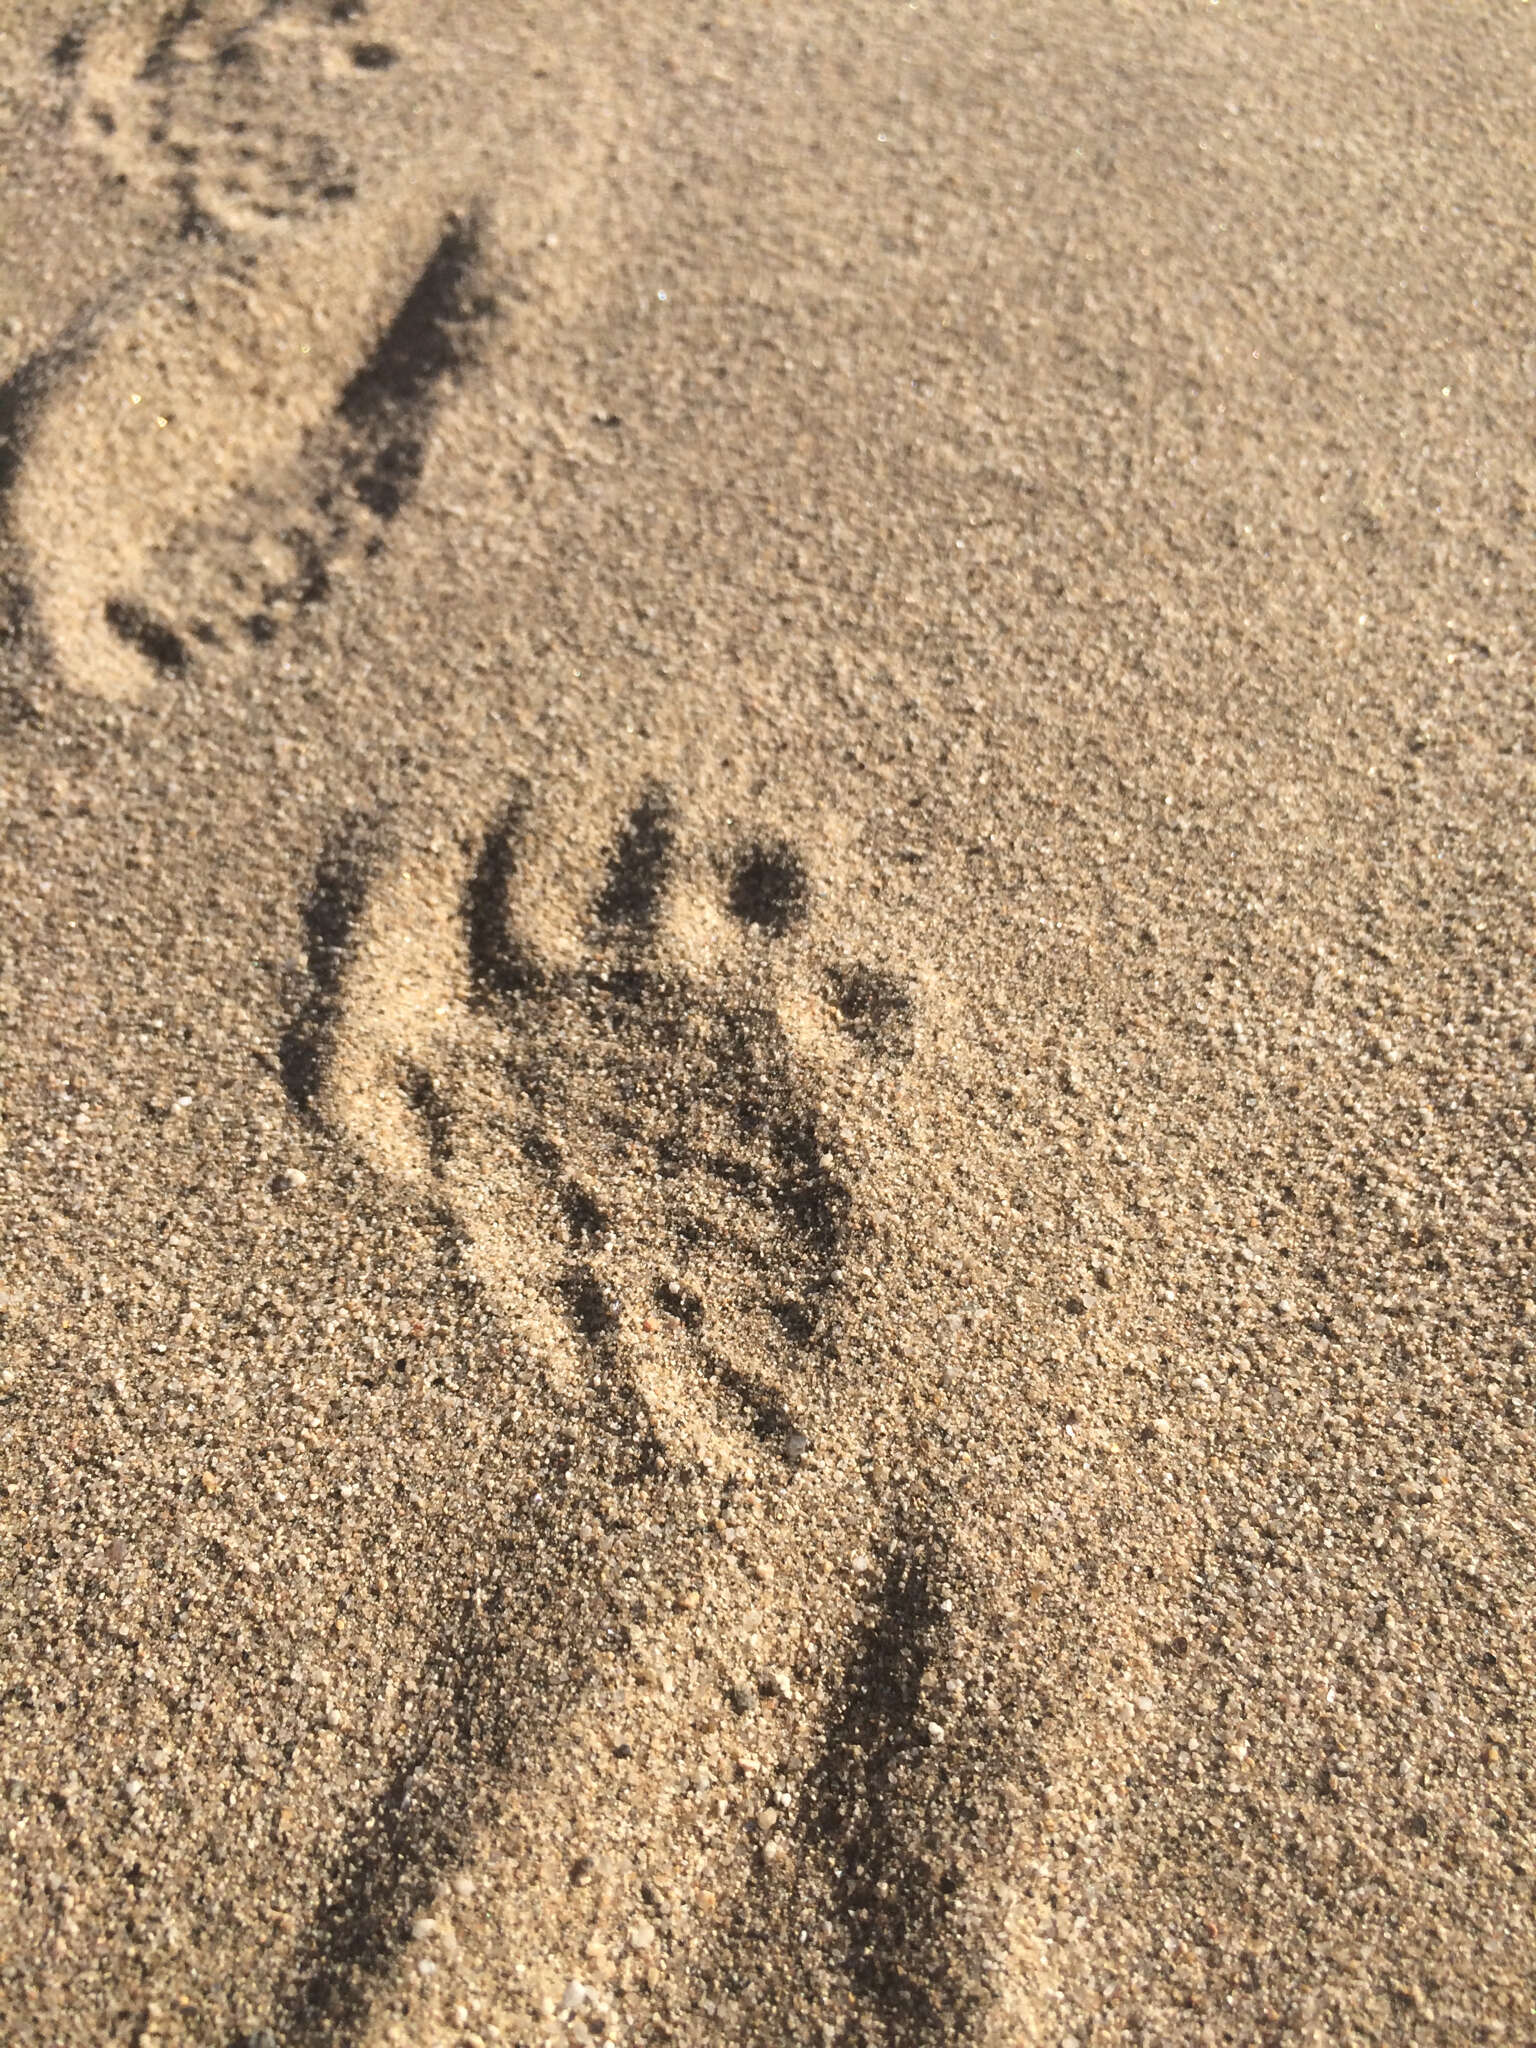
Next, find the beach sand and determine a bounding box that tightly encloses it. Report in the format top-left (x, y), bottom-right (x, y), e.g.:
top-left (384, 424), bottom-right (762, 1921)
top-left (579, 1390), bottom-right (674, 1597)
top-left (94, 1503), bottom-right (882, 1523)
top-left (1, 3), bottom-right (1533, 2042)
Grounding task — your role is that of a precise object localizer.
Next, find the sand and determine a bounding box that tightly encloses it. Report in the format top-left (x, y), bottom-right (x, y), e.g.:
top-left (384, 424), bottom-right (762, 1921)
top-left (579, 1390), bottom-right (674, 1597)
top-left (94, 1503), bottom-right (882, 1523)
top-left (1, 2), bottom-right (1533, 2043)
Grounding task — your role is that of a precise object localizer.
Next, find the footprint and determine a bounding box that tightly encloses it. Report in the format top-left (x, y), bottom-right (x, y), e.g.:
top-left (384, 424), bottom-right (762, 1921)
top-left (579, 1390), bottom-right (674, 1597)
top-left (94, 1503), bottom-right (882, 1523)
top-left (9, 208), bottom-right (489, 699)
top-left (4, 2), bottom-right (610, 700)
top-left (66, 0), bottom-right (393, 242)
top-left (262, 788), bottom-right (949, 2036)
top-left (289, 785), bottom-right (916, 1469)
top-left (267, 788), bottom-right (1075, 2048)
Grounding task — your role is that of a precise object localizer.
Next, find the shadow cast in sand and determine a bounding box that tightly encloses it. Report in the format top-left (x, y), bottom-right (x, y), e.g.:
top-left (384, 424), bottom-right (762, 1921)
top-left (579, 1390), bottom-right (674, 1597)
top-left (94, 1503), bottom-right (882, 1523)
top-left (278, 812), bottom-right (395, 1117)
top-left (798, 1541), bottom-right (983, 2048)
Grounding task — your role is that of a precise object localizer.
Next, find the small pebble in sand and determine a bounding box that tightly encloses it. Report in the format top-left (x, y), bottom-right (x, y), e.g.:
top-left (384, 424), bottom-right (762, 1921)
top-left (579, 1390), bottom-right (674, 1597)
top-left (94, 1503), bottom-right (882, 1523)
top-left (629, 1919), bottom-right (656, 1951)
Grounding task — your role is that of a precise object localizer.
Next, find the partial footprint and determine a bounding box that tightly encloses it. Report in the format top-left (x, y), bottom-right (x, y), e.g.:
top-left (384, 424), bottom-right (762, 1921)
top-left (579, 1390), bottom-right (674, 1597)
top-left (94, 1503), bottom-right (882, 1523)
top-left (66, 0), bottom-right (394, 241)
top-left (15, 199), bottom-right (494, 697)
top-left (6, 2), bottom-right (610, 699)
top-left (288, 785), bottom-right (918, 1470)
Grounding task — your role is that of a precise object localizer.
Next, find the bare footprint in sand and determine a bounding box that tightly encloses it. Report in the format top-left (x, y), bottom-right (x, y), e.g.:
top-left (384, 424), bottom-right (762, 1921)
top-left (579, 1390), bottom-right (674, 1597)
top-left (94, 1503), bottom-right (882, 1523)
top-left (64, 0), bottom-right (403, 242)
top-left (2, 1), bottom-right (609, 701)
top-left (287, 784), bottom-right (917, 1472)
top-left (268, 788), bottom-right (1023, 2046)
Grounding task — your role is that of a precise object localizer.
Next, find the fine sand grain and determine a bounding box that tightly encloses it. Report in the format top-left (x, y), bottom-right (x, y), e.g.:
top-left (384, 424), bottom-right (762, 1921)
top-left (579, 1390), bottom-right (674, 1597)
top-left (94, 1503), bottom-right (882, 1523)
top-left (1, 4), bottom-right (1534, 2044)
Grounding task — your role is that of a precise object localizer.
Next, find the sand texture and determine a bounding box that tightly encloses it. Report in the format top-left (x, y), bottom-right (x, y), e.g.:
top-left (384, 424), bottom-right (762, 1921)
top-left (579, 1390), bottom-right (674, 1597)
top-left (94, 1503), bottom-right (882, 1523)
top-left (1, 3), bottom-right (1534, 2044)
